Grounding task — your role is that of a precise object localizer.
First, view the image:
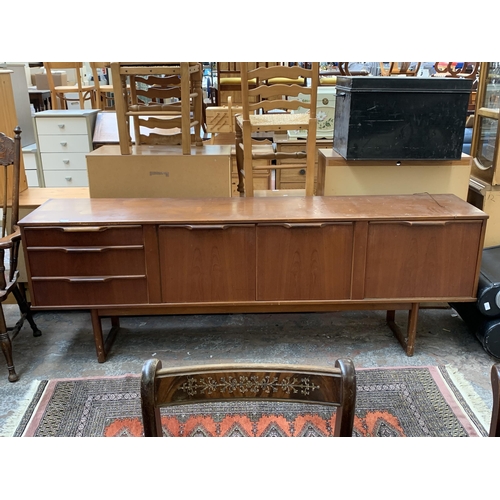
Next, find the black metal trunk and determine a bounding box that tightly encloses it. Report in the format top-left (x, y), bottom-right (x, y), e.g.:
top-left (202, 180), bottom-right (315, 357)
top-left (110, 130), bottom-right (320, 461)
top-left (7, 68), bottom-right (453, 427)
top-left (333, 76), bottom-right (472, 160)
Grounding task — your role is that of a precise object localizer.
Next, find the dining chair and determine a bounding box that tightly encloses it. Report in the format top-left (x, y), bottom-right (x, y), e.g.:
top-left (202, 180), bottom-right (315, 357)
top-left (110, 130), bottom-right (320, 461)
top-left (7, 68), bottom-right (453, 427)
top-left (43, 62), bottom-right (96, 109)
top-left (0, 127), bottom-right (41, 382)
top-left (89, 62), bottom-right (115, 110)
top-left (141, 357), bottom-right (356, 437)
top-left (236, 62), bottom-right (319, 196)
top-left (110, 62), bottom-right (203, 155)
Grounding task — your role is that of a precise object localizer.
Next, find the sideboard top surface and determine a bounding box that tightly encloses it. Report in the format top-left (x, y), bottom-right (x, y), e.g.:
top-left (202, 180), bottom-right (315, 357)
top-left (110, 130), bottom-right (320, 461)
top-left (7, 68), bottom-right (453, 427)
top-left (18, 194), bottom-right (488, 226)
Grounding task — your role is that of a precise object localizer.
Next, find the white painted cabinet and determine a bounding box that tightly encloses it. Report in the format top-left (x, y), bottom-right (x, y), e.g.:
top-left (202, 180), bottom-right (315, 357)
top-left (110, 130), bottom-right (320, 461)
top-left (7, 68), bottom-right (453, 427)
top-left (34, 109), bottom-right (99, 187)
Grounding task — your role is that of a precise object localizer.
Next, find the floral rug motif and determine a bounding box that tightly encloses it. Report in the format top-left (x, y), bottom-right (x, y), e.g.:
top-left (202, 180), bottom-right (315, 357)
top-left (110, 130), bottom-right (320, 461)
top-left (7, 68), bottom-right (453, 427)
top-left (11, 366), bottom-right (490, 437)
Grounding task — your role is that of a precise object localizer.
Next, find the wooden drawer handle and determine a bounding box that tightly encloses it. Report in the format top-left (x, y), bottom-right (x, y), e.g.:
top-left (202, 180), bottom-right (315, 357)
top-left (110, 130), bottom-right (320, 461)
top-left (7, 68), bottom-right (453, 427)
top-left (32, 275), bottom-right (145, 283)
top-left (60, 226), bottom-right (116, 232)
top-left (28, 225), bottom-right (143, 233)
top-left (68, 277), bottom-right (110, 283)
top-left (63, 246), bottom-right (143, 253)
top-left (66, 276), bottom-right (145, 283)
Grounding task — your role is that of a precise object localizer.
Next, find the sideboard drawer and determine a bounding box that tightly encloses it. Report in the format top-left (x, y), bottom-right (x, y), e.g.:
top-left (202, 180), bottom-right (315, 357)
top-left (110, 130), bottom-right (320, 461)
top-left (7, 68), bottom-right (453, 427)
top-left (23, 225), bottom-right (145, 247)
top-left (27, 246), bottom-right (146, 277)
top-left (30, 276), bottom-right (149, 306)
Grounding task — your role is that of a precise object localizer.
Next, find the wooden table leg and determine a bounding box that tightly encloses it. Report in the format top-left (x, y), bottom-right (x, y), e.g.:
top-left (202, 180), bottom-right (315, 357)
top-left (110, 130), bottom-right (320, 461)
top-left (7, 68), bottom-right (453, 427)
top-left (91, 310), bottom-right (121, 363)
top-left (387, 303), bottom-right (419, 356)
top-left (91, 309), bottom-right (106, 363)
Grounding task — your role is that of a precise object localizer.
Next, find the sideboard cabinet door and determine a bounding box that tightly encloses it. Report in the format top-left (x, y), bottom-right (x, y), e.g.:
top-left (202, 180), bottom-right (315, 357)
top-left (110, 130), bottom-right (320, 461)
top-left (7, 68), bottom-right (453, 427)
top-left (256, 222), bottom-right (354, 301)
top-left (159, 224), bottom-right (256, 303)
top-left (364, 220), bottom-right (483, 299)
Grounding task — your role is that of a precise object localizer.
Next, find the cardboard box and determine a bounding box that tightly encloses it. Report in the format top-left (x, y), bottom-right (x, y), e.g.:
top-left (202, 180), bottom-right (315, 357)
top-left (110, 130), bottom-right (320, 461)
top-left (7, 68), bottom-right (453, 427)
top-left (317, 149), bottom-right (472, 200)
top-left (86, 144), bottom-right (232, 198)
top-left (35, 71), bottom-right (67, 90)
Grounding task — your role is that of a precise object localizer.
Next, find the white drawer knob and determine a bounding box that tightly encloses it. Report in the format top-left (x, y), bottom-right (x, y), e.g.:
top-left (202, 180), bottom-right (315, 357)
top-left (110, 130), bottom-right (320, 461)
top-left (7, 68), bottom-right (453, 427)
top-left (63, 159), bottom-right (70, 164)
top-left (58, 124), bottom-right (65, 129)
top-left (60, 142), bottom-right (67, 146)
top-left (65, 176), bottom-right (72, 181)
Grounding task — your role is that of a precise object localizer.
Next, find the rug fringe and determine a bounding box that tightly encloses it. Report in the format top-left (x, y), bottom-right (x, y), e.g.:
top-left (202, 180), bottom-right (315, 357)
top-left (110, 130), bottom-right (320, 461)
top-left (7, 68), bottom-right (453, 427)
top-left (444, 365), bottom-right (492, 431)
top-left (2, 380), bottom-right (43, 437)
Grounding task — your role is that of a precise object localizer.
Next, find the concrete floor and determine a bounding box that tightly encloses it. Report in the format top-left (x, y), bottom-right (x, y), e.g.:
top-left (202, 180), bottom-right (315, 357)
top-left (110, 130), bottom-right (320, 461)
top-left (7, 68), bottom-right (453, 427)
top-left (0, 303), bottom-right (498, 436)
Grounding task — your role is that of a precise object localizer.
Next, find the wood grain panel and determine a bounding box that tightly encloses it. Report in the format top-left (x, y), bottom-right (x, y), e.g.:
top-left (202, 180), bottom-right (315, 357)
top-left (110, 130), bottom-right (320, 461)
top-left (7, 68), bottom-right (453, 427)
top-left (364, 220), bottom-right (483, 299)
top-left (30, 276), bottom-right (148, 306)
top-left (23, 225), bottom-right (144, 247)
top-left (159, 224), bottom-right (256, 303)
top-left (256, 223), bottom-right (354, 300)
top-left (27, 246), bottom-right (145, 276)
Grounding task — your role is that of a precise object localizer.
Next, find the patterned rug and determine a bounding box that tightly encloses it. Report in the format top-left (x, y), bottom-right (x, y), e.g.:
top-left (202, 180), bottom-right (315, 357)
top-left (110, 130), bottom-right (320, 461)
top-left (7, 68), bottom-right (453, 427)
top-left (11, 365), bottom-right (490, 437)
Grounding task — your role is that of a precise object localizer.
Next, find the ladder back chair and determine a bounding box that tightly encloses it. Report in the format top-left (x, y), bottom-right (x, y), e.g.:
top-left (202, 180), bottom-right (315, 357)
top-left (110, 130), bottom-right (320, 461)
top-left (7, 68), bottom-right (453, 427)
top-left (490, 363), bottom-right (500, 437)
top-left (215, 63), bottom-right (306, 106)
top-left (141, 357), bottom-right (356, 437)
top-left (43, 62), bottom-right (96, 110)
top-left (0, 127), bottom-right (41, 382)
top-left (110, 62), bottom-right (203, 155)
top-left (236, 62), bottom-right (319, 197)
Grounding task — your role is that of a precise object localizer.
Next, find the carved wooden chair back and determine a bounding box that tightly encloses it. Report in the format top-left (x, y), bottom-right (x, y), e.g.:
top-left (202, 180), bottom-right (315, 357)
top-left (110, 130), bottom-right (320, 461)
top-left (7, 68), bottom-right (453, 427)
top-left (43, 62), bottom-right (96, 109)
top-left (110, 62), bottom-right (203, 155)
top-left (490, 363), bottom-right (500, 436)
top-left (236, 62), bottom-right (319, 196)
top-left (141, 357), bottom-right (356, 437)
top-left (0, 127), bottom-right (41, 382)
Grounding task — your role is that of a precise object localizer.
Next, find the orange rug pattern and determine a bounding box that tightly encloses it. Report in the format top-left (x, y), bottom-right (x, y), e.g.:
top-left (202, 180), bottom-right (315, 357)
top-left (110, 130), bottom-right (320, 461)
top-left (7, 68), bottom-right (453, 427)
top-left (13, 366), bottom-right (488, 437)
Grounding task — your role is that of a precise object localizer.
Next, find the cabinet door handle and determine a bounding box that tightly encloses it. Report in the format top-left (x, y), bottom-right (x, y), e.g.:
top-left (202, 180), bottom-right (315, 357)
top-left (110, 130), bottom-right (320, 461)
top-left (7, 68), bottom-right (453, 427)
top-left (160, 224), bottom-right (251, 230)
top-left (281, 223), bottom-right (329, 228)
top-left (370, 221), bottom-right (452, 227)
top-left (258, 222), bottom-right (350, 228)
top-left (404, 221), bottom-right (449, 226)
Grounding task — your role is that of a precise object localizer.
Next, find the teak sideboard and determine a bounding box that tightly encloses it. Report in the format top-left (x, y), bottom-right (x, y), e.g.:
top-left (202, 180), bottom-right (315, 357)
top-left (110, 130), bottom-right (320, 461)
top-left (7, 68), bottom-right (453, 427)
top-left (18, 194), bottom-right (488, 360)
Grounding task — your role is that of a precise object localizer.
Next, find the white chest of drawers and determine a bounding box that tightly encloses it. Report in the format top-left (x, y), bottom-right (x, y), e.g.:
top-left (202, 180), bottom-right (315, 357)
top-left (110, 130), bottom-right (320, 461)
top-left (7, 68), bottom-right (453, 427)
top-left (34, 109), bottom-right (99, 187)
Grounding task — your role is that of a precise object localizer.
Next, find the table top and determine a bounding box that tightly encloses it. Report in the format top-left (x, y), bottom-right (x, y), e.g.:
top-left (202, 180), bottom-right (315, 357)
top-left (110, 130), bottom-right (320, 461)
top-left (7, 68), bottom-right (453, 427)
top-left (28, 88), bottom-right (51, 95)
top-left (18, 193), bottom-right (487, 226)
